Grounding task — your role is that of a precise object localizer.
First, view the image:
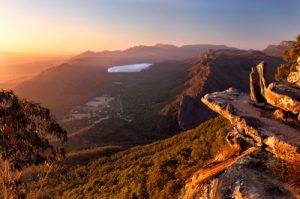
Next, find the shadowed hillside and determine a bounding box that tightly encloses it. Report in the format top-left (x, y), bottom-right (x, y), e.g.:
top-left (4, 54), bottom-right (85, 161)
top-left (158, 49), bottom-right (284, 132)
top-left (14, 44), bottom-right (233, 118)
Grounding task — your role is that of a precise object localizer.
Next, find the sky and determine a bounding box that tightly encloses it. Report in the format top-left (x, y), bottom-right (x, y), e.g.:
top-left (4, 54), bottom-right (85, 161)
top-left (0, 0), bottom-right (299, 54)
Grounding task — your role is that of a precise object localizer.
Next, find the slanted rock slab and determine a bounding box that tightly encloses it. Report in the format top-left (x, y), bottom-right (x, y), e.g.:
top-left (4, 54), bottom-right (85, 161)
top-left (201, 88), bottom-right (300, 163)
top-left (265, 82), bottom-right (300, 115)
top-left (184, 150), bottom-right (297, 199)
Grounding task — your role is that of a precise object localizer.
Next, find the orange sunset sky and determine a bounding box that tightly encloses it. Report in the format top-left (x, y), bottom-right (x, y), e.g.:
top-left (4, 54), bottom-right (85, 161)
top-left (0, 0), bottom-right (299, 54)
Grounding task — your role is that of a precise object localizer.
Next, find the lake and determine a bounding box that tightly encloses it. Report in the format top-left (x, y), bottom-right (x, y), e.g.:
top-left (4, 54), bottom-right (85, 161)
top-left (107, 63), bottom-right (152, 72)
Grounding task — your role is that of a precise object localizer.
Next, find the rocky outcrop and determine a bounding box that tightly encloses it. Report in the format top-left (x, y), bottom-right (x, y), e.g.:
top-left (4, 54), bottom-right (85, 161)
top-left (287, 57), bottom-right (300, 87)
top-left (264, 82), bottom-right (300, 116)
top-left (184, 147), bottom-right (258, 199)
top-left (184, 58), bottom-right (300, 198)
top-left (184, 150), bottom-right (297, 199)
top-left (250, 60), bottom-right (300, 118)
top-left (249, 62), bottom-right (268, 103)
top-left (201, 88), bottom-right (300, 162)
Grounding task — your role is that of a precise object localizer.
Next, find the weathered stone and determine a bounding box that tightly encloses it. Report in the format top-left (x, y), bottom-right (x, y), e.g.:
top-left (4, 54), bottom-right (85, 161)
top-left (273, 109), bottom-right (285, 120)
top-left (273, 109), bottom-right (300, 124)
top-left (257, 61), bottom-right (268, 93)
top-left (227, 128), bottom-right (257, 153)
top-left (287, 72), bottom-right (300, 86)
top-left (249, 61), bottom-right (300, 115)
top-left (264, 82), bottom-right (300, 115)
top-left (184, 150), bottom-right (297, 199)
top-left (250, 63), bottom-right (266, 103)
top-left (184, 147), bottom-right (258, 199)
top-left (217, 151), bottom-right (297, 199)
top-left (201, 89), bottom-right (300, 163)
top-left (226, 129), bottom-right (242, 151)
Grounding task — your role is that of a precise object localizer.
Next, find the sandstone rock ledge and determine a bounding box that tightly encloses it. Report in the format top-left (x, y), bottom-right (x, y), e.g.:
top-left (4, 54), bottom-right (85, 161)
top-left (184, 150), bottom-right (296, 199)
top-left (184, 59), bottom-right (300, 199)
top-left (201, 88), bottom-right (300, 162)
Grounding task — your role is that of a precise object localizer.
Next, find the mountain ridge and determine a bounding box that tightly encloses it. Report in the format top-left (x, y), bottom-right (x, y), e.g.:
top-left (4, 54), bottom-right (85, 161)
top-left (14, 46), bottom-right (283, 157)
top-left (263, 40), bottom-right (295, 57)
top-left (14, 44), bottom-right (235, 118)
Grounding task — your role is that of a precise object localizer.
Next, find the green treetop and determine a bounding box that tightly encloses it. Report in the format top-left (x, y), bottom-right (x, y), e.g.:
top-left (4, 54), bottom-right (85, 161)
top-left (0, 90), bottom-right (67, 199)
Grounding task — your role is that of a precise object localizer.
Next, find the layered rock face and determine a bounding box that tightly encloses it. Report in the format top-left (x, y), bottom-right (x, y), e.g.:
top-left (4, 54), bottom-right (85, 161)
top-left (184, 58), bottom-right (300, 198)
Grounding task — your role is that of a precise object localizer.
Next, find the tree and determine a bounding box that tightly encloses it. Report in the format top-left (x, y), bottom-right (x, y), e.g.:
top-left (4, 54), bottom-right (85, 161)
top-left (0, 90), bottom-right (67, 199)
top-left (275, 34), bottom-right (300, 81)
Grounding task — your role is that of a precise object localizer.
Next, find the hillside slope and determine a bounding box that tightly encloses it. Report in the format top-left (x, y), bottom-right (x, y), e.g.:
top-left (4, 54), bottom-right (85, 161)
top-left (14, 44), bottom-right (233, 118)
top-left (71, 44), bottom-right (235, 66)
top-left (26, 117), bottom-right (233, 199)
top-left (58, 118), bottom-right (142, 152)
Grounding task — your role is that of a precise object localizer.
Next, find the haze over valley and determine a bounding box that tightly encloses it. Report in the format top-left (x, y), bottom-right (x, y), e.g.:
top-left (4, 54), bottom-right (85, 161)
top-left (0, 53), bottom-right (71, 88)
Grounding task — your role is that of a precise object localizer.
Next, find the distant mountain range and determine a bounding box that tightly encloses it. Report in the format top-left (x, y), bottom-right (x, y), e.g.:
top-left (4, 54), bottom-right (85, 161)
top-left (14, 44), bottom-right (235, 118)
top-left (263, 40), bottom-right (295, 57)
top-left (13, 43), bottom-right (285, 151)
top-left (71, 44), bottom-right (236, 66)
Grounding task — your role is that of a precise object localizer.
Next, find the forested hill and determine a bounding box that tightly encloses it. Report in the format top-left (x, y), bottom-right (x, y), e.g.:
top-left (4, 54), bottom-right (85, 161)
top-left (26, 117), bottom-right (233, 198)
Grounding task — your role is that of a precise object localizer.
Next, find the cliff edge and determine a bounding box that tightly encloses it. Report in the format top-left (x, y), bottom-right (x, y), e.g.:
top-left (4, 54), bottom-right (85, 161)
top-left (184, 57), bottom-right (300, 198)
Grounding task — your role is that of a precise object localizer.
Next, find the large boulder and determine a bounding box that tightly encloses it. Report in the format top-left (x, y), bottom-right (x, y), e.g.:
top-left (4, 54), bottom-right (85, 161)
top-left (250, 61), bottom-right (300, 116)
